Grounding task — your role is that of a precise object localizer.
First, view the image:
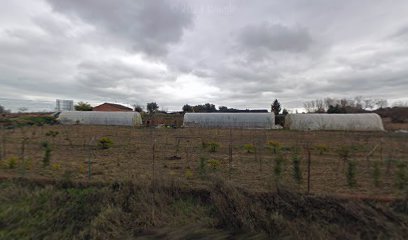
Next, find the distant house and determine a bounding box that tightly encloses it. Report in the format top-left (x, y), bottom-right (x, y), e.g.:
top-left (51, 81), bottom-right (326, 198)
top-left (93, 103), bottom-right (133, 112)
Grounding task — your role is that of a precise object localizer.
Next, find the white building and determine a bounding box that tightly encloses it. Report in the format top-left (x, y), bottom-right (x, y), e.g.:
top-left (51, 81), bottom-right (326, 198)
top-left (285, 113), bottom-right (384, 131)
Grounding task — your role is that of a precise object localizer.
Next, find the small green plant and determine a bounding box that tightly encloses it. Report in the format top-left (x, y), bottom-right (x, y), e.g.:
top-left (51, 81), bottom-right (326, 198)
top-left (207, 159), bottom-right (221, 170)
top-left (45, 130), bottom-right (59, 137)
top-left (372, 161), bottom-right (381, 187)
top-left (337, 146), bottom-right (352, 162)
top-left (184, 169), bottom-right (193, 179)
top-left (41, 141), bottom-right (52, 167)
top-left (292, 153), bottom-right (302, 184)
top-left (207, 142), bottom-right (220, 153)
top-left (98, 137), bottom-right (113, 149)
top-left (52, 163), bottom-right (61, 171)
top-left (268, 141), bottom-right (281, 154)
top-left (5, 157), bottom-right (18, 169)
top-left (346, 160), bottom-right (357, 188)
top-left (22, 158), bottom-right (32, 170)
top-left (314, 144), bottom-right (329, 155)
top-left (243, 144), bottom-right (255, 153)
top-left (396, 161), bottom-right (407, 190)
top-left (274, 154), bottom-right (285, 183)
top-left (198, 157), bottom-right (207, 176)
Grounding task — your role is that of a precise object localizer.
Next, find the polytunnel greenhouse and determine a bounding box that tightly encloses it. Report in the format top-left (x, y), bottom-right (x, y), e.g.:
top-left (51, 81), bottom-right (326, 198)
top-left (58, 111), bottom-right (142, 126)
top-left (183, 113), bottom-right (275, 129)
top-left (284, 113), bottom-right (384, 131)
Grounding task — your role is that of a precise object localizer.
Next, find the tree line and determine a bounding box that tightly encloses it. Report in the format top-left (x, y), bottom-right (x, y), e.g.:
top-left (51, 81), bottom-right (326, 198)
top-left (303, 97), bottom-right (390, 113)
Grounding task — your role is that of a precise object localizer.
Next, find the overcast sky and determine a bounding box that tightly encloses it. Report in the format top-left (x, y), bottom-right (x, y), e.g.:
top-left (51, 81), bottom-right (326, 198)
top-left (1, 0), bottom-right (408, 112)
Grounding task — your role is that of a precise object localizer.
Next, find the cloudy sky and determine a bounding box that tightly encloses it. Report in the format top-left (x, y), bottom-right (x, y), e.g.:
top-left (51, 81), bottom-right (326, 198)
top-left (1, 0), bottom-right (408, 112)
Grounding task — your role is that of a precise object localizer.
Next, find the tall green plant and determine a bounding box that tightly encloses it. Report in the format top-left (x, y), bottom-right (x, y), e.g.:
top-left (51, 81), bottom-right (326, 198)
top-left (396, 162), bottom-right (407, 190)
top-left (274, 154), bottom-right (285, 184)
top-left (41, 141), bottom-right (52, 167)
top-left (292, 153), bottom-right (302, 184)
top-left (372, 161), bottom-right (381, 187)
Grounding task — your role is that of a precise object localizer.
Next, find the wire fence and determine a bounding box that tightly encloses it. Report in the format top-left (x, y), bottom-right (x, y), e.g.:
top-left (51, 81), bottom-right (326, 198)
top-left (1, 125), bottom-right (407, 197)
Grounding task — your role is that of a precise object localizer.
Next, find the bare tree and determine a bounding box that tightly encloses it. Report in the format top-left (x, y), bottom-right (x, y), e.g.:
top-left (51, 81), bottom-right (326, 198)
top-left (375, 99), bottom-right (388, 109)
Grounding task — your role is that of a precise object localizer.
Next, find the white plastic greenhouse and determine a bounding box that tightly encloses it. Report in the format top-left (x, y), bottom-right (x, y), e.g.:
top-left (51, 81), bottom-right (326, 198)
top-left (183, 113), bottom-right (275, 129)
top-left (58, 111), bottom-right (142, 126)
top-left (285, 113), bottom-right (384, 131)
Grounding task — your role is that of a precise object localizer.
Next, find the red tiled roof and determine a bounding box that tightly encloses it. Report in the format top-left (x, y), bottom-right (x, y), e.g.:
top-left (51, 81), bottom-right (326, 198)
top-left (94, 103), bottom-right (133, 111)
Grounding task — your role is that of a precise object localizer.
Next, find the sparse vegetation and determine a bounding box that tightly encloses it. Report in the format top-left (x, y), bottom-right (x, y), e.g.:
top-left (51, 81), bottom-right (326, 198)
top-left (4, 156), bottom-right (17, 169)
top-left (41, 141), bottom-right (52, 167)
top-left (396, 161), bottom-right (407, 190)
top-left (268, 141), bottom-right (281, 154)
top-left (206, 142), bottom-right (220, 153)
top-left (292, 152), bottom-right (302, 184)
top-left (314, 144), bottom-right (329, 155)
top-left (372, 161), bottom-right (381, 187)
top-left (207, 159), bottom-right (221, 170)
top-left (346, 160), bottom-right (357, 188)
top-left (274, 154), bottom-right (285, 184)
top-left (97, 137), bottom-right (113, 150)
top-left (243, 143), bottom-right (255, 153)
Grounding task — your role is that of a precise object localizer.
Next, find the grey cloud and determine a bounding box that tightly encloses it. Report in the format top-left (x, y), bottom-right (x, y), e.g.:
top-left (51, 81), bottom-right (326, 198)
top-left (46, 0), bottom-right (193, 56)
top-left (239, 22), bottom-right (313, 53)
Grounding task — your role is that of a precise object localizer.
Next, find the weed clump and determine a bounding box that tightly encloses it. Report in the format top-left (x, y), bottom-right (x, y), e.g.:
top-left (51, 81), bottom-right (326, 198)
top-left (372, 161), bottom-right (381, 187)
top-left (98, 137), bottom-right (113, 150)
top-left (208, 159), bottom-right (221, 170)
top-left (395, 161), bottom-right (407, 190)
top-left (5, 156), bottom-right (18, 169)
top-left (268, 141), bottom-right (281, 154)
top-left (292, 152), bottom-right (302, 184)
top-left (314, 144), bottom-right (329, 155)
top-left (41, 141), bottom-right (52, 167)
top-left (243, 144), bottom-right (255, 153)
top-left (204, 142), bottom-right (220, 153)
top-left (198, 157), bottom-right (207, 177)
top-left (274, 154), bottom-right (285, 184)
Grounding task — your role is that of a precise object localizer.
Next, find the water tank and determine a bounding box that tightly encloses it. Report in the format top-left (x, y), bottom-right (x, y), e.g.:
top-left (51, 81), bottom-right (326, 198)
top-left (56, 99), bottom-right (74, 111)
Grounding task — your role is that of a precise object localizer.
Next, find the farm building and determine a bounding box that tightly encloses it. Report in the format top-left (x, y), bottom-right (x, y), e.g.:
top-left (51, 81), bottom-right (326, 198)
top-left (58, 111), bottom-right (142, 126)
top-left (183, 113), bottom-right (275, 129)
top-left (93, 103), bottom-right (133, 112)
top-left (285, 113), bottom-right (384, 131)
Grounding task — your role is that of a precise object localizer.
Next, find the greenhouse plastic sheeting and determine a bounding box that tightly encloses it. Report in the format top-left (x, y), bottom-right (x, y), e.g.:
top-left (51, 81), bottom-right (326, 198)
top-left (285, 113), bottom-right (384, 131)
top-left (183, 113), bottom-right (275, 129)
top-left (58, 111), bottom-right (142, 126)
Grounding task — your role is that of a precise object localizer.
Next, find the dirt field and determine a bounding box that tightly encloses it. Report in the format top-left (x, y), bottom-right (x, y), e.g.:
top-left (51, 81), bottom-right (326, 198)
top-left (1, 125), bottom-right (407, 198)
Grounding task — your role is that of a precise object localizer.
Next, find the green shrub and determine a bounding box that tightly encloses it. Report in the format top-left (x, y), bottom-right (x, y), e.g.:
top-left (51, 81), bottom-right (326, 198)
top-left (5, 157), bottom-right (18, 169)
top-left (207, 142), bottom-right (220, 153)
top-left (45, 130), bottom-right (59, 137)
top-left (292, 153), bottom-right (302, 184)
top-left (396, 162), bottom-right (407, 190)
top-left (198, 157), bottom-right (207, 176)
top-left (347, 160), bottom-right (357, 188)
top-left (268, 141), bottom-right (281, 154)
top-left (372, 161), bottom-right (381, 187)
top-left (98, 137), bottom-right (113, 149)
top-left (41, 141), bottom-right (52, 167)
top-left (184, 169), bottom-right (193, 179)
top-left (274, 154), bottom-right (285, 182)
top-left (243, 144), bottom-right (255, 153)
top-left (314, 144), bottom-right (329, 155)
top-left (207, 159), bottom-right (221, 170)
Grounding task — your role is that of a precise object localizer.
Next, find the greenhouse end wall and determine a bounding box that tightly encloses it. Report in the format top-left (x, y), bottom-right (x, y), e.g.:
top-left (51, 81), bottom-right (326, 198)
top-left (285, 113), bottom-right (384, 131)
top-left (58, 111), bottom-right (142, 126)
top-left (183, 113), bottom-right (275, 129)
